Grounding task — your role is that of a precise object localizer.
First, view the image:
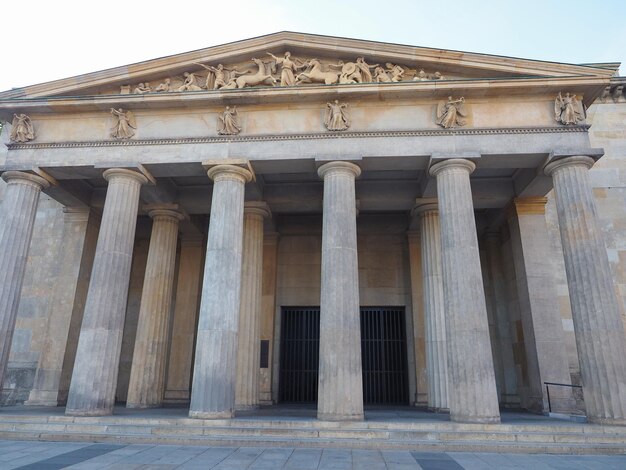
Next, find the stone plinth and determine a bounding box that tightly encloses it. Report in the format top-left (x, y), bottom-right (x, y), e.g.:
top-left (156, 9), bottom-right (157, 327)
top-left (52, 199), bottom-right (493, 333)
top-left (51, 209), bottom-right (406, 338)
top-left (545, 156), bottom-right (626, 424)
top-left (429, 159), bottom-right (500, 424)
top-left (189, 164), bottom-right (252, 419)
top-left (317, 161), bottom-right (364, 421)
top-left (235, 202), bottom-right (271, 410)
top-left (0, 172), bottom-right (49, 389)
top-left (66, 169), bottom-right (148, 416)
top-left (127, 206), bottom-right (185, 408)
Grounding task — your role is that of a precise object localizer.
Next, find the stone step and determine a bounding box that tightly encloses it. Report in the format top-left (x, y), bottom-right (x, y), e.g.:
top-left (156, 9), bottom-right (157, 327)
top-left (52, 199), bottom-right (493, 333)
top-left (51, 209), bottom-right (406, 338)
top-left (0, 428), bottom-right (625, 455)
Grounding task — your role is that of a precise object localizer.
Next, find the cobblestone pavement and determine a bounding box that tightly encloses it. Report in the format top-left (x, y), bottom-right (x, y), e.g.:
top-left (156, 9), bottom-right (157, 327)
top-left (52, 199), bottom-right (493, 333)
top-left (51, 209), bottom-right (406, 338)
top-left (0, 440), bottom-right (625, 469)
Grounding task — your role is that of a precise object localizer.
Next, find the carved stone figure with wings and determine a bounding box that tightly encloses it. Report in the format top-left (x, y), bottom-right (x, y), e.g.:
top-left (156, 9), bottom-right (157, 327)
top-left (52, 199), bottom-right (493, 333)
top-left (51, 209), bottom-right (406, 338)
top-left (554, 92), bottom-right (585, 125)
top-left (324, 100), bottom-right (350, 131)
top-left (110, 108), bottom-right (136, 139)
top-left (9, 113), bottom-right (35, 143)
top-left (436, 96), bottom-right (467, 128)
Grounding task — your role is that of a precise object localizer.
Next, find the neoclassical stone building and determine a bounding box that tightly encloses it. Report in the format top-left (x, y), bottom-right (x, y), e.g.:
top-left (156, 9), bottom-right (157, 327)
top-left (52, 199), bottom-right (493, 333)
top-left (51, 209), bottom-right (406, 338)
top-left (1, 32), bottom-right (625, 425)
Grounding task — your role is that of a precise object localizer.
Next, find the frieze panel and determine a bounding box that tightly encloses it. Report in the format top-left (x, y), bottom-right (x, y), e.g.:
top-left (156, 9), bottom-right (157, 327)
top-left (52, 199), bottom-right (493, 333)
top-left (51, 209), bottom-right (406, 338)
top-left (115, 52), bottom-right (450, 95)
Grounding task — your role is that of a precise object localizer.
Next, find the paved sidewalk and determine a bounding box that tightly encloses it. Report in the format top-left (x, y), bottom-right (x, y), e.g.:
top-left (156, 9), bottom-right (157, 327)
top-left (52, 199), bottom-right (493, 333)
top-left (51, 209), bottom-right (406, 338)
top-left (0, 440), bottom-right (625, 469)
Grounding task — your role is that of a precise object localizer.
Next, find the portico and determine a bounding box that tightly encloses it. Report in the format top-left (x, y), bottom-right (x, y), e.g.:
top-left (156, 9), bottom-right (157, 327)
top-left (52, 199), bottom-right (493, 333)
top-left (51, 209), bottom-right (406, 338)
top-left (1, 32), bottom-right (626, 428)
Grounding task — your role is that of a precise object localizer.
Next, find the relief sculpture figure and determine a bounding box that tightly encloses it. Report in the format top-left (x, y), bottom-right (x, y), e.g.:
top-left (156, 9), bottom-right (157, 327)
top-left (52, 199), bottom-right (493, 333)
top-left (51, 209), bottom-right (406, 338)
top-left (9, 113), bottom-right (35, 143)
top-left (436, 96), bottom-right (467, 128)
top-left (554, 92), bottom-right (585, 125)
top-left (266, 52), bottom-right (306, 86)
top-left (217, 106), bottom-right (242, 135)
top-left (133, 82), bottom-right (152, 94)
top-left (324, 100), bottom-right (350, 131)
top-left (386, 63), bottom-right (406, 82)
top-left (195, 63), bottom-right (243, 90)
top-left (177, 72), bottom-right (203, 92)
top-left (154, 78), bottom-right (171, 92)
top-left (110, 108), bottom-right (136, 139)
top-left (374, 66), bottom-right (392, 83)
top-left (340, 57), bottom-right (378, 84)
top-left (236, 58), bottom-right (277, 88)
top-left (296, 59), bottom-right (342, 85)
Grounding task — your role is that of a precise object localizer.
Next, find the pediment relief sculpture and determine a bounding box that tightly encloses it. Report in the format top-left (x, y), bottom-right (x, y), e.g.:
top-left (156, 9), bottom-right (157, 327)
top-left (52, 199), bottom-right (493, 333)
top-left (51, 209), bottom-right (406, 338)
top-left (217, 106), bottom-right (242, 135)
top-left (110, 108), bottom-right (136, 139)
top-left (9, 113), bottom-right (35, 143)
top-left (324, 100), bottom-right (350, 131)
top-left (118, 52), bottom-right (450, 95)
top-left (436, 96), bottom-right (467, 128)
top-left (554, 92), bottom-right (585, 125)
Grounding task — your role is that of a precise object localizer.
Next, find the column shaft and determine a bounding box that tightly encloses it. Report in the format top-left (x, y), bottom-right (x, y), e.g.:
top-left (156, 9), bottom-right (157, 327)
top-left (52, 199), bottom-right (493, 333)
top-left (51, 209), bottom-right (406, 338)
top-left (66, 169), bottom-right (147, 416)
top-left (127, 208), bottom-right (183, 408)
top-left (164, 237), bottom-right (204, 404)
top-left (0, 172), bottom-right (49, 387)
top-left (430, 159), bottom-right (500, 423)
top-left (189, 165), bottom-right (252, 419)
top-left (317, 161), bottom-right (364, 421)
top-left (235, 202), bottom-right (270, 410)
top-left (545, 156), bottom-right (626, 424)
top-left (418, 208), bottom-right (449, 410)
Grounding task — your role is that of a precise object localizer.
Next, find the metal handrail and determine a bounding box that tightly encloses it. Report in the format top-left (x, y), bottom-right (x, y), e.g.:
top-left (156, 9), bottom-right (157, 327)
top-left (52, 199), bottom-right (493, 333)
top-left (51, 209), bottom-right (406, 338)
top-left (544, 381), bottom-right (583, 413)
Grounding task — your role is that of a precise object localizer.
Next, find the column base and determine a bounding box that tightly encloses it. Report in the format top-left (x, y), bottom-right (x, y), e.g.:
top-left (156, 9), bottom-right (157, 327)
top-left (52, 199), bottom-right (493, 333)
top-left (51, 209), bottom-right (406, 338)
top-left (317, 412), bottom-right (364, 422)
top-left (189, 410), bottom-right (234, 419)
top-left (427, 406), bottom-right (450, 413)
top-left (126, 402), bottom-right (162, 409)
top-left (450, 413), bottom-right (500, 424)
top-left (25, 390), bottom-right (59, 407)
top-left (235, 404), bottom-right (260, 411)
top-left (65, 407), bottom-right (113, 417)
top-left (588, 416), bottom-right (626, 426)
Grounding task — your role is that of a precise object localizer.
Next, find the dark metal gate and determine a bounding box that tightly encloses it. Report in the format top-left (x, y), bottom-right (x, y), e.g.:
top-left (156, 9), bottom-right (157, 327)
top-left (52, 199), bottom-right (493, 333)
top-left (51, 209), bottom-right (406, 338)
top-left (279, 306), bottom-right (408, 405)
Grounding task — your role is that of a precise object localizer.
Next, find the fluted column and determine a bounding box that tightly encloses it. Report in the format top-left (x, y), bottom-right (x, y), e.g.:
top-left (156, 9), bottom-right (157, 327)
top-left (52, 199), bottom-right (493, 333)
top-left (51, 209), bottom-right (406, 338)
top-left (317, 161), bottom-right (363, 421)
top-left (545, 155), bottom-right (626, 424)
top-left (0, 171), bottom-right (49, 388)
top-left (235, 202), bottom-right (271, 410)
top-left (414, 204), bottom-right (449, 410)
top-left (66, 169), bottom-right (148, 416)
top-left (189, 164), bottom-right (252, 419)
top-left (430, 159), bottom-right (500, 423)
top-left (127, 206), bottom-right (185, 408)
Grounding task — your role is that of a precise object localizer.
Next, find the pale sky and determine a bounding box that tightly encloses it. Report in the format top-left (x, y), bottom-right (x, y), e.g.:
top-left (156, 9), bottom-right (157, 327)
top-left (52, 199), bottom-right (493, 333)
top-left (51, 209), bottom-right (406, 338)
top-left (1, 0), bottom-right (624, 92)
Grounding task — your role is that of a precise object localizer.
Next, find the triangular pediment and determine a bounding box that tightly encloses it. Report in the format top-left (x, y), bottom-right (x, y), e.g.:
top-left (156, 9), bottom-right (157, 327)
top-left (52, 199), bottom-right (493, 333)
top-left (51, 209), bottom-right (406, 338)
top-left (0, 32), bottom-right (615, 102)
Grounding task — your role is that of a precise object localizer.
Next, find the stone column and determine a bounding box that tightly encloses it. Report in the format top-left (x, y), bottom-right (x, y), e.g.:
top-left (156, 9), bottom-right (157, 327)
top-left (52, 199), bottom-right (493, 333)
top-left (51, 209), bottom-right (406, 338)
top-left (414, 204), bottom-right (449, 411)
top-left (26, 208), bottom-right (91, 406)
top-left (544, 155), bottom-right (626, 424)
top-left (164, 236), bottom-right (204, 404)
top-left (0, 171), bottom-right (50, 388)
top-left (317, 161), bottom-right (364, 421)
top-left (65, 169), bottom-right (148, 416)
top-left (127, 206), bottom-right (185, 408)
top-left (484, 231), bottom-right (519, 407)
top-left (429, 159), bottom-right (500, 423)
top-left (235, 202), bottom-right (271, 410)
top-left (189, 164), bottom-right (252, 419)
top-left (260, 232), bottom-right (279, 405)
top-left (507, 198), bottom-right (574, 413)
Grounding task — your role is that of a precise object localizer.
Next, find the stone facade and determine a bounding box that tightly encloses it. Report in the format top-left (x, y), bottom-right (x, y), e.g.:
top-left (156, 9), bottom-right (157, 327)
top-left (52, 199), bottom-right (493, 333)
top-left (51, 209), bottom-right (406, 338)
top-left (1, 33), bottom-right (625, 425)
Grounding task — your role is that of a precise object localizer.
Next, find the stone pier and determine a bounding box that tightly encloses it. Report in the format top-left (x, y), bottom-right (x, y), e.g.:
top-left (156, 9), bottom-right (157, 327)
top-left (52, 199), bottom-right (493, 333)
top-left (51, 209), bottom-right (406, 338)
top-left (317, 161), bottom-right (364, 421)
top-left (66, 169), bottom-right (148, 416)
top-left (430, 158), bottom-right (500, 424)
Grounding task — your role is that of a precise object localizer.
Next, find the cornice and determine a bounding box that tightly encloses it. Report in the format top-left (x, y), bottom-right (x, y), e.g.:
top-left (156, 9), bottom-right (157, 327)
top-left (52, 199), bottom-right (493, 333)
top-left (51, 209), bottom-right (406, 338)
top-left (6, 125), bottom-right (589, 150)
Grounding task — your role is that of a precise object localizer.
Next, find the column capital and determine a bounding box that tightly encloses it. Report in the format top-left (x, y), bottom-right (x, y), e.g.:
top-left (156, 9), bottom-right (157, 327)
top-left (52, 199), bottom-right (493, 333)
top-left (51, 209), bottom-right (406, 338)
top-left (103, 168), bottom-right (149, 185)
top-left (1, 171), bottom-right (50, 189)
top-left (544, 156), bottom-right (595, 176)
top-left (207, 164), bottom-right (253, 184)
top-left (429, 158), bottom-right (476, 177)
top-left (144, 204), bottom-right (187, 222)
top-left (244, 201), bottom-right (272, 219)
top-left (411, 203), bottom-right (439, 218)
top-left (317, 161), bottom-right (361, 179)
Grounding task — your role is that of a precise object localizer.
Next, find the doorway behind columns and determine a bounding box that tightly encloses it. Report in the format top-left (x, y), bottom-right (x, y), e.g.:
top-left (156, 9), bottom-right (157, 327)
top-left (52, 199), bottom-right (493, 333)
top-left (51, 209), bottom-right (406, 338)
top-left (278, 306), bottom-right (409, 406)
